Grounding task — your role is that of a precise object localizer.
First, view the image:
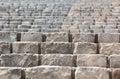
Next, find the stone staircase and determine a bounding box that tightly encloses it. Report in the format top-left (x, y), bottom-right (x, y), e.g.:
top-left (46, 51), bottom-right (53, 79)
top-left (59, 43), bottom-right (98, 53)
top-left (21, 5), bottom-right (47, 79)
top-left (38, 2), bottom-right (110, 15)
top-left (0, 0), bottom-right (120, 79)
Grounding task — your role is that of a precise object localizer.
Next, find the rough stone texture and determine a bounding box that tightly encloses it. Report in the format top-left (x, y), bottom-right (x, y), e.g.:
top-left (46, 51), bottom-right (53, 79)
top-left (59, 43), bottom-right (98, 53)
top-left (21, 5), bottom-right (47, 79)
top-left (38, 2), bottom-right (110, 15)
top-left (41, 54), bottom-right (74, 66)
top-left (21, 32), bottom-right (42, 42)
top-left (77, 54), bottom-right (107, 67)
top-left (25, 66), bottom-right (71, 79)
top-left (112, 69), bottom-right (120, 79)
top-left (0, 42), bottom-right (11, 55)
top-left (0, 32), bottom-right (17, 42)
top-left (75, 67), bottom-right (110, 79)
top-left (99, 43), bottom-right (120, 55)
top-left (73, 42), bottom-right (97, 54)
top-left (98, 33), bottom-right (119, 43)
top-left (0, 54), bottom-right (40, 67)
top-left (109, 55), bottom-right (120, 68)
top-left (0, 68), bottom-right (24, 79)
top-left (72, 33), bottom-right (96, 43)
top-left (44, 32), bottom-right (69, 42)
top-left (41, 42), bottom-right (74, 54)
top-left (12, 42), bottom-right (40, 54)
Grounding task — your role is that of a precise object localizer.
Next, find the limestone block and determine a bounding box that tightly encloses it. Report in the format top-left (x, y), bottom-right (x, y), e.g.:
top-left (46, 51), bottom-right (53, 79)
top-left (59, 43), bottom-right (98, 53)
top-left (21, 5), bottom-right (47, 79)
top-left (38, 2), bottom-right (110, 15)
top-left (21, 32), bottom-right (42, 42)
top-left (77, 54), bottom-right (107, 67)
top-left (41, 42), bottom-right (74, 54)
top-left (12, 42), bottom-right (40, 54)
top-left (0, 54), bottom-right (40, 67)
top-left (25, 66), bottom-right (71, 79)
top-left (75, 67), bottom-right (109, 79)
top-left (0, 42), bottom-right (11, 55)
top-left (44, 32), bottom-right (69, 42)
top-left (72, 33), bottom-right (95, 43)
top-left (0, 68), bottom-right (24, 79)
top-left (99, 43), bottom-right (120, 55)
top-left (112, 69), bottom-right (120, 79)
top-left (0, 32), bottom-right (17, 42)
top-left (73, 42), bottom-right (97, 54)
top-left (109, 55), bottom-right (120, 68)
top-left (98, 33), bottom-right (119, 43)
top-left (41, 54), bottom-right (74, 66)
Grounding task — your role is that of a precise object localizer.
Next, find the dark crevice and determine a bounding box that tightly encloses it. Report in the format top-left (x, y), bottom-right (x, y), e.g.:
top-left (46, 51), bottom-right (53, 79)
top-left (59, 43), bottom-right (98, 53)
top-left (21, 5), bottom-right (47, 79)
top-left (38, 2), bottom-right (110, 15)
top-left (17, 33), bottom-right (21, 41)
top-left (42, 34), bottom-right (46, 42)
top-left (21, 70), bottom-right (26, 79)
top-left (68, 32), bottom-right (72, 42)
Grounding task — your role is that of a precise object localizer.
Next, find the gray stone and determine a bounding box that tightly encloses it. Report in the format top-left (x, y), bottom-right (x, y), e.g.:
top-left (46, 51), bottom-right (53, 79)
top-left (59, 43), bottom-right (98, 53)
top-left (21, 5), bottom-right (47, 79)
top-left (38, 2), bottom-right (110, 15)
top-left (77, 54), bottom-right (107, 67)
top-left (44, 32), bottom-right (69, 42)
top-left (72, 33), bottom-right (95, 43)
top-left (41, 54), bottom-right (74, 66)
top-left (12, 42), bottom-right (40, 54)
top-left (99, 43), bottom-right (120, 55)
top-left (21, 32), bottom-right (42, 42)
top-left (0, 54), bottom-right (40, 67)
top-left (73, 42), bottom-right (97, 54)
top-left (25, 66), bottom-right (71, 79)
top-left (41, 42), bottom-right (74, 54)
top-left (98, 33), bottom-right (119, 43)
top-left (75, 67), bottom-right (109, 79)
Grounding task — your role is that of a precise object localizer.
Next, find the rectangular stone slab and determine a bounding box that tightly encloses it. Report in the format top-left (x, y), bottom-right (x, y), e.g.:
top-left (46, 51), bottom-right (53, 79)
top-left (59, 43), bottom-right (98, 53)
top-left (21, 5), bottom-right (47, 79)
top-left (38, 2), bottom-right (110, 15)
top-left (0, 54), bottom-right (40, 67)
top-left (75, 67), bottom-right (109, 79)
top-left (12, 42), bottom-right (40, 54)
top-left (41, 42), bottom-right (74, 54)
top-left (25, 66), bottom-right (71, 79)
top-left (44, 32), bottom-right (69, 42)
top-left (72, 33), bottom-right (96, 43)
top-left (98, 33), bottom-right (119, 43)
top-left (112, 68), bottom-right (120, 79)
top-left (77, 54), bottom-right (107, 67)
top-left (99, 43), bottom-right (120, 55)
top-left (73, 42), bottom-right (97, 54)
top-left (41, 54), bottom-right (75, 66)
top-left (21, 32), bottom-right (42, 42)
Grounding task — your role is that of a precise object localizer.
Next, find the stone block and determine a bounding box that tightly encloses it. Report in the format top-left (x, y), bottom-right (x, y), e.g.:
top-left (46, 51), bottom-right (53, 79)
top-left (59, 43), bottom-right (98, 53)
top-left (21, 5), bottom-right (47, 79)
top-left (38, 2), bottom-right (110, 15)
top-left (44, 32), bottom-right (69, 42)
top-left (73, 42), bottom-right (97, 54)
top-left (75, 67), bottom-right (109, 79)
top-left (77, 54), bottom-right (107, 67)
top-left (41, 42), bottom-right (74, 54)
top-left (112, 69), bottom-right (120, 79)
top-left (99, 43), bottom-right (120, 55)
top-left (12, 42), bottom-right (40, 54)
top-left (109, 55), bottom-right (120, 68)
top-left (72, 33), bottom-right (95, 43)
top-left (41, 54), bottom-right (74, 66)
top-left (0, 54), bottom-right (40, 67)
top-left (0, 32), bottom-right (17, 42)
top-left (0, 42), bottom-right (11, 55)
top-left (98, 33), bottom-right (119, 43)
top-left (25, 66), bottom-right (71, 79)
top-left (21, 32), bottom-right (42, 42)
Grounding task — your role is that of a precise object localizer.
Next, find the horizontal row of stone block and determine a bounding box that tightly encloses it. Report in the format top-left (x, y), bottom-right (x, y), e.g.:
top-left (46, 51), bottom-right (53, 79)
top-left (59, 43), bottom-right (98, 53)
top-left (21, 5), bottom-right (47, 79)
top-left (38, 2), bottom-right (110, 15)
top-left (0, 54), bottom-right (120, 68)
top-left (2, 42), bottom-right (120, 55)
top-left (1, 66), bottom-right (120, 79)
top-left (1, 32), bottom-right (120, 43)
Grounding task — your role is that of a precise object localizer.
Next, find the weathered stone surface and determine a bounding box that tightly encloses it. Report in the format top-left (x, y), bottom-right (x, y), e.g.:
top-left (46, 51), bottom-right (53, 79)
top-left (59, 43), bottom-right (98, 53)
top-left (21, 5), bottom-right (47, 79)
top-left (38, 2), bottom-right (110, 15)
top-left (44, 32), bottom-right (69, 42)
top-left (75, 67), bottom-right (109, 79)
top-left (77, 54), bottom-right (107, 67)
top-left (109, 55), bottom-right (120, 68)
top-left (112, 69), bottom-right (120, 79)
top-left (0, 68), bottom-right (24, 79)
top-left (0, 32), bottom-right (17, 42)
top-left (21, 32), bottom-right (42, 42)
top-left (0, 54), bottom-right (40, 67)
top-left (73, 42), bottom-right (97, 54)
top-left (41, 42), bottom-right (74, 54)
top-left (25, 66), bottom-right (71, 79)
top-left (12, 42), bottom-right (40, 54)
top-left (0, 42), bottom-right (11, 55)
top-left (98, 33), bottom-right (119, 43)
top-left (72, 33), bottom-right (95, 43)
top-left (41, 54), bottom-right (74, 66)
top-left (99, 43), bottom-right (120, 55)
